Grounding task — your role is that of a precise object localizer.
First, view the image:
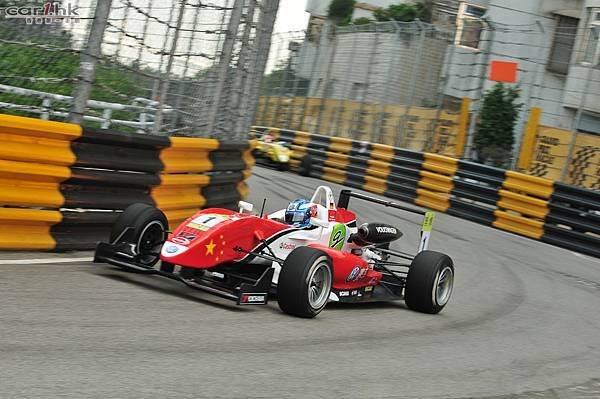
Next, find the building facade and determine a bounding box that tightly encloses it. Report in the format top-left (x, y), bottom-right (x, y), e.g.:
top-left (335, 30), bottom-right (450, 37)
top-left (446, 0), bottom-right (600, 134)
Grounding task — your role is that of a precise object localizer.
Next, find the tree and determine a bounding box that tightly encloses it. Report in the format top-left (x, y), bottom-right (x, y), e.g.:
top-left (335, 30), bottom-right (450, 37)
top-left (327, 0), bottom-right (356, 25)
top-left (352, 17), bottom-right (372, 25)
top-left (474, 83), bottom-right (523, 167)
top-left (373, 2), bottom-right (431, 23)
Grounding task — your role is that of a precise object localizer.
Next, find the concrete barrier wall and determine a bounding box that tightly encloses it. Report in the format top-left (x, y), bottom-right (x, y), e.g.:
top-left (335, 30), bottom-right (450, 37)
top-left (0, 114), bottom-right (253, 250)
top-left (254, 126), bottom-right (599, 258)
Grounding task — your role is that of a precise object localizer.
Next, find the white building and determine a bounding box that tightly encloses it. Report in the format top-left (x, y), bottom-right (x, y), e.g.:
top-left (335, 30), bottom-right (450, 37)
top-left (446, 0), bottom-right (600, 133)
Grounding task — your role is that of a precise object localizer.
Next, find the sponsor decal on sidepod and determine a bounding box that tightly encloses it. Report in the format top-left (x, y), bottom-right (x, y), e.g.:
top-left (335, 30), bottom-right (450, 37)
top-left (279, 242), bottom-right (297, 250)
top-left (346, 266), bottom-right (361, 282)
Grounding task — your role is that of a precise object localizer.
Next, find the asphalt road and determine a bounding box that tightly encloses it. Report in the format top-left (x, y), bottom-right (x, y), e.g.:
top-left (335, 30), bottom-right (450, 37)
top-left (1, 166), bottom-right (600, 399)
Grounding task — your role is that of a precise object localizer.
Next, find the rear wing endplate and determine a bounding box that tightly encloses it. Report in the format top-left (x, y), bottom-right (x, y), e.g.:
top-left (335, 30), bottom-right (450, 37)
top-left (337, 190), bottom-right (435, 253)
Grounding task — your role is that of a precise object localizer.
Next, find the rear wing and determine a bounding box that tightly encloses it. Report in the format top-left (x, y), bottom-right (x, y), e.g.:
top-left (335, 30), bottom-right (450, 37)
top-left (337, 190), bottom-right (435, 253)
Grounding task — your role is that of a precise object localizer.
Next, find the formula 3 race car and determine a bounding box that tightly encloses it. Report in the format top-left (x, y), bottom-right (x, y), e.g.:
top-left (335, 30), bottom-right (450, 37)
top-left (94, 186), bottom-right (454, 318)
top-left (251, 133), bottom-right (292, 170)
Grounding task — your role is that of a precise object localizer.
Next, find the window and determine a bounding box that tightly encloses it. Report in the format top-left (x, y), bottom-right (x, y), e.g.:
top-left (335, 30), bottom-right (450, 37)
top-left (454, 2), bottom-right (487, 49)
top-left (581, 9), bottom-right (600, 66)
top-left (547, 15), bottom-right (579, 74)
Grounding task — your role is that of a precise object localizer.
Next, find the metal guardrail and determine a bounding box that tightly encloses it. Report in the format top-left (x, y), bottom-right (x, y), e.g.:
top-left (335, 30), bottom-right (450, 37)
top-left (252, 126), bottom-right (600, 258)
top-left (0, 84), bottom-right (174, 131)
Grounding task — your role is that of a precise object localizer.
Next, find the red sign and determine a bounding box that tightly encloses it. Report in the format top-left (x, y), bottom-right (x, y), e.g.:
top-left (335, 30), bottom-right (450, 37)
top-left (489, 60), bottom-right (518, 83)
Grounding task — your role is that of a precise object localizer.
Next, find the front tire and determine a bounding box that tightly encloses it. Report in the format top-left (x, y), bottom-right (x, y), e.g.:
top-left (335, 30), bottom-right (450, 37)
top-left (405, 250), bottom-right (454, 314)
top-left (278, 247), bottom-right (332, 318)
top-left (110, 203), bottom-right (168, 266)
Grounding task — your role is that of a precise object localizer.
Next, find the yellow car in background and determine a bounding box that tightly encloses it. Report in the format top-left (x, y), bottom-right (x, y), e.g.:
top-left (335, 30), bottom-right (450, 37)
top-left (252, 134), bottom-right (292, 171)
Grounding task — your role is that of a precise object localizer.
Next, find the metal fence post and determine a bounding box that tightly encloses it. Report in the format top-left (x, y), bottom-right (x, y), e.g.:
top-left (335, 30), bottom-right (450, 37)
top-left (511, 21), bottom-right (545, 169)
top-left (230, 0), bottom-right (257, 137)
top-left (372, 23), bottom-right (401, 144)
top-left (274, 52), bottom-right (292, 127)
top-left (67, 0), bottom-right (113, 124)
top-left (561, 52), bottom-right (595, 182)
top-left (284, 38), bottom-right (303, 130)
top-left (151, 4), bottom-right (177, 108)
top-left (332, 26), bottom-right (357, 136)
top-left (315, 25), bottom-right (338, 135)
top-left (263, 35), bottom-right (284, 126)
top-left (396, 22), bottom-right (425, 148)
top-left (427, 33), bottom-right (456, 152)
top-left (299, 27), bottom-right (325, 132)
top-left (244, 0), bottom-right (280, 134)
top-left (152, 0), bottom-right (187, 135)
top-left (353, 23), bottom-right (379, 140)
top-left (206, 0), bottom-right (244, 136)
top-left (172, 2), bottom-right (203, 132)
top-left (464, 19), bottom-right (495, 159)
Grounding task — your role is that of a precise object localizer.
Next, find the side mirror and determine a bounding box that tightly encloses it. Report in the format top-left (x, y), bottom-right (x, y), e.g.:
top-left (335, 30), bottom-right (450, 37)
top-left (309, 217), bottom-right (329, 229)
top-left (238, 201), bottom-right (254, 214)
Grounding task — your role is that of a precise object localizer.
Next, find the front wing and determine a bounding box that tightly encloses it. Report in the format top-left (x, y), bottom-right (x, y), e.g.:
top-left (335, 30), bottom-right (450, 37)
top-left (94, 241), bottom-right (274, 305)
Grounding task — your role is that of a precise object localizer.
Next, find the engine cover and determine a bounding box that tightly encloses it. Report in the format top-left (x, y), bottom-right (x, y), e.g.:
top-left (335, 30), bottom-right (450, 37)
top-left (350, 223), bottom-right (403, 246)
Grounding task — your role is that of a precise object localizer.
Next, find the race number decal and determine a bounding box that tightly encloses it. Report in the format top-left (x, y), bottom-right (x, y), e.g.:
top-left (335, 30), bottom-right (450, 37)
top-left (329, 223), bottom-right (347, 250)
top-left (187, 214), bottom-right (228, 231)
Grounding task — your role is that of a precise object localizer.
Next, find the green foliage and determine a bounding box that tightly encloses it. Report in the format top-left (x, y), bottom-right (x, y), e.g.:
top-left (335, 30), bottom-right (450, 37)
top-left (352, 17), bottom-right (372, 25)
top-left (328, 0), bottom-right (356, 25)
top-left (0, 21), bottom-right (156, 127)
top-left (373, 2), bottom-right (431, 23)
top-left (474, 82), bottom-right (523, 167)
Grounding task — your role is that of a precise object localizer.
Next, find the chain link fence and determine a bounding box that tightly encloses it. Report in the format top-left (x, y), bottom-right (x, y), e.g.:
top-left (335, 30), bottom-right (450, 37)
top-left (0, 0), bottom-right (279, 139)
top-left (256, 21), bottom-right (463, 155)
top-left (255, 16), bottom-right (600, 189)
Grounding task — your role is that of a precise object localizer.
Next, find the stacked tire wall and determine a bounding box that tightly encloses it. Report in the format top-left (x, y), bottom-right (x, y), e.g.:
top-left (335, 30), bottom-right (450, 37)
top-left (253, 126), bottom-right (599, 258)
top-left (0, 114), bottom-right (253, 250)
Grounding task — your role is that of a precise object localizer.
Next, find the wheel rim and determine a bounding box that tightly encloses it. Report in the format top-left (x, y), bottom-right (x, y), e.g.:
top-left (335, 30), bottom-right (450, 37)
top-left (434, 266), bottom-right (454, 306)
top-left (137, 221), bottom-right (165, 265)
top-left (307, 261), bottom-right (332, 309)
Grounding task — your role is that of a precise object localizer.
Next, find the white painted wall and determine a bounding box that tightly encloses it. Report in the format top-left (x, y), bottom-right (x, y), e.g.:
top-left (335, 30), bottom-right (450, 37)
top-left (443, 0), bottom-right (592, 130)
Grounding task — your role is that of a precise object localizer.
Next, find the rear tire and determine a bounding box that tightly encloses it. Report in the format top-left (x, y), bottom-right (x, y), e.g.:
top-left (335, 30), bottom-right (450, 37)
top-left (278, 247), bottom-right (332, 318)
top-left (110, 203), bottom-right (168, 266)
top-left (405, 250), bottom-right (454, 314)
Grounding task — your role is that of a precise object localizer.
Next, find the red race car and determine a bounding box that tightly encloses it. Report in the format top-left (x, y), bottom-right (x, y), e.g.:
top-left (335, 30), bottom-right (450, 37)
top-left (94, 186), bottom-right (454, 318)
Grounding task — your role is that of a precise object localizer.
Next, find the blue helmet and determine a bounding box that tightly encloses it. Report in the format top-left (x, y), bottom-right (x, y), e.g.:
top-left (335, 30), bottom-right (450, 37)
top-left (285, 199), bottom-right (314, 227)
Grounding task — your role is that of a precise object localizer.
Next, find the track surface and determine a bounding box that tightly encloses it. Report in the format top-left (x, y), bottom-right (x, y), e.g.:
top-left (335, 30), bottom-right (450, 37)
top-left (2, 166), bottom-right (600, 399)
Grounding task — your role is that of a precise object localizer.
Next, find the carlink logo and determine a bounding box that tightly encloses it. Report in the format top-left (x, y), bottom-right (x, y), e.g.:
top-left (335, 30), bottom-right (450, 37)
top-left (3, 1), bottom-right (80, 24)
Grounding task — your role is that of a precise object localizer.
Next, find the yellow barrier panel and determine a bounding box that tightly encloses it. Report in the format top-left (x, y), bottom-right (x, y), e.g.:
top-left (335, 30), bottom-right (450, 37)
top-left (497, 190), bottom-right (549, 219)
top-left (416, 153), bottom-right (458, 211)
top-left (0, 114), bottom-right (81, 141)
top-left (503, 171), bottom-right (554, 199)
top-left (415, 189), bottom-right (450, 212)
top-left (518, 107), bottom-right (541, 170)
top-left (0, 134), bottom-right (76, 166)
top-left (0, 208), bottom-right (61, 250)
top-left (492, 171), bottom-right (553, 239)
top-left (322, 166), bottom-right (346, 184)
top-left (453, 98), bottom-right (471, 158)
top-left (492, 210), bottom-right (545, 240)
top-left (159, 137), bottom-right (218, 173)
top-left (418, 170), bottom-right (453, 193)
top-left (0, 159), bottom-right (71, 183)
top-left (363, 175), bottom-right (388, 194)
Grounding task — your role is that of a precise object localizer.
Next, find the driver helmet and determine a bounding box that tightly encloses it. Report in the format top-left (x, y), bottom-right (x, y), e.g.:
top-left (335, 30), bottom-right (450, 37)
top-left (285, 199), bottom-right (316, 227)
top-left (262, 134), bottom-right (274, 143)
